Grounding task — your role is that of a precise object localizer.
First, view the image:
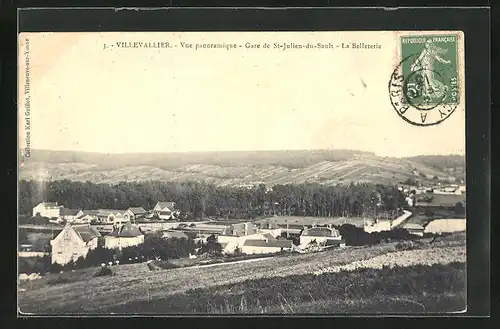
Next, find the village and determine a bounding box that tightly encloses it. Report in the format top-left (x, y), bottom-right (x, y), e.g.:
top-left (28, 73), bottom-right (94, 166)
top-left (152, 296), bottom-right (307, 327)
top-left (21, 200), bottom-right (352, 266)
top-left (18, 178), bottom-right (466, 277)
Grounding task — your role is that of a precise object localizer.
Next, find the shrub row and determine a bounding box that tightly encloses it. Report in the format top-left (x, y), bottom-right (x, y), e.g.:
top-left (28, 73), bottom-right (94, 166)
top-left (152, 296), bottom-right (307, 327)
top-left (19, 235), bottom-right (218, 274)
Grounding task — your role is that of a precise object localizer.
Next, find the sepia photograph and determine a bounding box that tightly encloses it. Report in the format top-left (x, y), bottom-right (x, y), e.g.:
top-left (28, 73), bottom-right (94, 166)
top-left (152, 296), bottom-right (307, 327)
top-left (18, 30), bottom-right (467, 315)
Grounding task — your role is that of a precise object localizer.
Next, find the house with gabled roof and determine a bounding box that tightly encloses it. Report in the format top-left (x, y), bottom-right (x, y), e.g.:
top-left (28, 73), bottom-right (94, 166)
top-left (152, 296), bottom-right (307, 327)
top-left (96, 209), bottom-right (128, 225)
top-left (50, 223), bottom-right (101, 265)
top-left (104, 222), bottom-right (145, 249)
top-left (59, 208), bottom-right (84, 223)
top-left (153, 201), bottom-right (179, 220)
top-left (32, 202), bottom-right (63, 218)
top-left (74, 210), bottom-right (100, 224)
top-left (124, 207), bottom-right (148, 221)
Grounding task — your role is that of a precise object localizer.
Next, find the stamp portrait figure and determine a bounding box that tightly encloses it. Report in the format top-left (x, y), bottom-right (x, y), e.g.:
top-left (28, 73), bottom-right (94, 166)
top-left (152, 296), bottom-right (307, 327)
top-left (409, 40), bottom-right (452, 104)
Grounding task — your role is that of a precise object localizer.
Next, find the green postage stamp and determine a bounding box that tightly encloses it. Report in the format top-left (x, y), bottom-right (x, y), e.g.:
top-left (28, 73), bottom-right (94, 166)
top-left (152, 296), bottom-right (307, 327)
top-left (389, 33), bottom-right (462, 127)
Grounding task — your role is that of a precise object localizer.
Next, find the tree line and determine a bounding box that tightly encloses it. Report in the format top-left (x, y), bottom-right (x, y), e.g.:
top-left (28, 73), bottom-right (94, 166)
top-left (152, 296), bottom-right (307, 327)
top-left (19, 179), bottom-right (407, 220)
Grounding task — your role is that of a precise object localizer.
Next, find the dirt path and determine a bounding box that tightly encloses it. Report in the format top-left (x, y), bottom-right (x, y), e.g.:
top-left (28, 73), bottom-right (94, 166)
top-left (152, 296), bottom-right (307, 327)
top-left (189, 256), bottom-right (276, 269)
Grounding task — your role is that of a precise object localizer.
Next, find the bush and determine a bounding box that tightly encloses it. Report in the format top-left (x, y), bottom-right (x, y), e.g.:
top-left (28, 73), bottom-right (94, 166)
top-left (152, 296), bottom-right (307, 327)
top-left (49, 262), bottom-right (64, 274)
top-left (336, 224), bottom-right (414, 246)
top-left (94, 266), bottom-right (113, 277)
top-left (395, 240), bottom-right (416, 251)
top-left (85, 247), bottom-right (116, 267)
top-left (454, 202), bottom-right (465, 216)
top-left (18, 255), bottom-right (52, 275)
top-left (74, 256), bottom-right (88, 269)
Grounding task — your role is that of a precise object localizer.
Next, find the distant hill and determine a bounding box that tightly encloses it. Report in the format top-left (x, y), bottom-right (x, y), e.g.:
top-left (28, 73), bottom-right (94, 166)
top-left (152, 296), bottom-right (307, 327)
top-left (19, 149), bottom-right (465, 186)
top-left (405, 155), bottom-right (465, 170)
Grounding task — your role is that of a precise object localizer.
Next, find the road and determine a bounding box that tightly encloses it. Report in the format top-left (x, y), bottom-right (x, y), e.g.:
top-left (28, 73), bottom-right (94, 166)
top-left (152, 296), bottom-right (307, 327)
top-left (18, 224), bottom-right (63, 231)
top-left (363, 210), bottom-right (412, 233)
top-left (189, 256), bottom-right (276, 269)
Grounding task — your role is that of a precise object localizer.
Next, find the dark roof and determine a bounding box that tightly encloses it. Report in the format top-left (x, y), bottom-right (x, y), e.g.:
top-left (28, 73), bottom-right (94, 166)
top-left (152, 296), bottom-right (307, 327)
top-left (243, 239), bottom-right (292, 248)
top-left (60, 208), bottom-right (81, 216)
top-left (302, 227), bottom-right (340, 237)
top-left (77, 212), bottom-right (97, 219)
top-left (261, 233), bottom-right (275, 240)
top-left (41, 202), bottom-right (60, 208)
top-left (97, 209), bottom-right (125, 216)
top-left (72, 224), bottom-right (101, 243)
top-left (155, 202), bottom-right (176, 210)
top-left (107, 222), bottom-right (144, 237)
top-left (128, 207), bottom-right (147, 215)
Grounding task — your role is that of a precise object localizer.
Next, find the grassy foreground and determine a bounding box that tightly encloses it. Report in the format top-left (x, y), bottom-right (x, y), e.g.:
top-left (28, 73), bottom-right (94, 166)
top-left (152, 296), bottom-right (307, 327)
top-left (19, 233), bottom-right (465, 315)
top-left (103, 262), bottom-right (466, 314)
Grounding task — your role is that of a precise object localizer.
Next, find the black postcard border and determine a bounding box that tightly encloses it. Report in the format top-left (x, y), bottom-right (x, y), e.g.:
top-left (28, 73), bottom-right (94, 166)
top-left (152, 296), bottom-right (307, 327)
top-left (6, 5), bottom-right (491, 325)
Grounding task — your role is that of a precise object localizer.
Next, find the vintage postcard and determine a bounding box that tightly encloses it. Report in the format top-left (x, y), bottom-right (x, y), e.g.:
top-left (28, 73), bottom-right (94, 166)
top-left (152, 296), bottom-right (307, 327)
top-left (18, 31), bottom-right (466, 315)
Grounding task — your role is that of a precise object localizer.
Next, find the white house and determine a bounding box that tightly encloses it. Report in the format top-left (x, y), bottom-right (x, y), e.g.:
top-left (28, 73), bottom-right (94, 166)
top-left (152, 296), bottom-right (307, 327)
top-left (104, 222), bottom-right (145, 250)
top-left (240, 235), bottom-right (293, 255)
top-left (299, 226), bottom-right (344, 247)
top-left (96, 209), bottom-right (128, 224)
top-left (32, 202), bottom-right (62, 218)
top-left (124, 207), bottom-right (148, 221)
top-left (73, 212), bottom-right (97, 224)
top-left (59, 208), bottom-right (84, 223)
top-left (153, 202), bottom-right (179, 220)
top-left (50, 224), bottom-right (101, 265)
top-left (218, 232), bottom-right (284, 254)
top-left (405, 196), bottom-right (414, 207)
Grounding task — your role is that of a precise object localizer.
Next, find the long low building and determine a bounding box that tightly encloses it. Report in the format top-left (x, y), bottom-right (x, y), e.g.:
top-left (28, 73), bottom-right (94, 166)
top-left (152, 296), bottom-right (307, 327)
top-left (218, 231), bottom-right (292, 255)
top-left (241, 238), bottom-right (293, 255)
top-left (299, 226), bottom-right (345, 248)
top-left (189, 224), bottom-right (229, 235)
top-left (402, 223), bottom-right (425, 236)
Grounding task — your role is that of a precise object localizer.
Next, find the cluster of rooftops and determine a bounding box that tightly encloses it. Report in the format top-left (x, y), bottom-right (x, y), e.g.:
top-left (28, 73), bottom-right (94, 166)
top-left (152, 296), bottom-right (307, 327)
top-left (34, 201), bottom-right (178, 223)
top-left (66, 221), bottom-right (145, 241)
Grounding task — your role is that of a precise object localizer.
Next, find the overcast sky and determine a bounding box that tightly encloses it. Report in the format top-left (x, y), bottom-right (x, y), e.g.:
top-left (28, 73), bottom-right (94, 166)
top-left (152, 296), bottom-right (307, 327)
top-left (19, 31), bottom-right (465, 157)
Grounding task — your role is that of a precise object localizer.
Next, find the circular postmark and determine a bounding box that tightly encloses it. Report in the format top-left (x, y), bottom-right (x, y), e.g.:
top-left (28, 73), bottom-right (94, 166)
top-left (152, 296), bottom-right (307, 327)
top-left (389, 54), bottom-right (459, 127)
top-left (403, 68), bottom-right (448, 111)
